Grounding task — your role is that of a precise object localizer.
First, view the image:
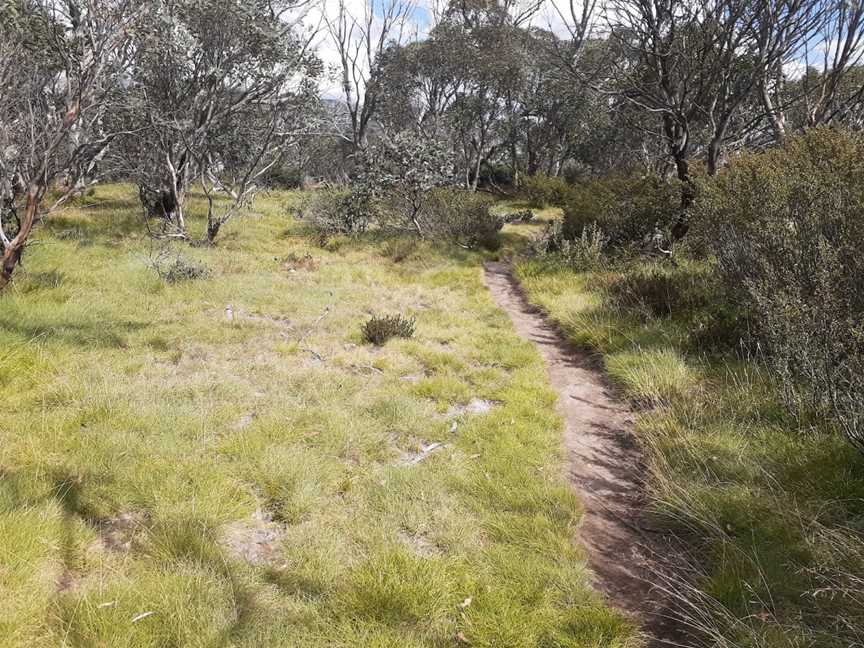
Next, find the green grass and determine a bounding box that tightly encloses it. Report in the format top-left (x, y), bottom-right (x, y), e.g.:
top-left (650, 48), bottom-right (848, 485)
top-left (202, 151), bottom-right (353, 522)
top-left (514, 255), bottom-right (864, 647)
top-left (0, 186), bottom-right (636, 647)
top-left (494, 201), bottom-right (562, 257)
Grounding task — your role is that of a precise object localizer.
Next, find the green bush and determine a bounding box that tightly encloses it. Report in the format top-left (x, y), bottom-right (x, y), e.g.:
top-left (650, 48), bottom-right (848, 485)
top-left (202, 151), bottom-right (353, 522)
top-left (522, 174), bottom-right (573, 208)
top-left (362, 314), bottom-right (416, 345)
top-left (264, 165), bottom-right (303, 189)
top-left (604, 263), bottom-right (712, 319)
top-left (300, 189), bottom-right (372, 236)
top-left (478, 162), bottom-right (514, 188)
top-left (420, 188), bottom-right (502, 251)
top-left (530, 221), bottom-right (608, 271)
top-left (149, 248), bottom-right (210, 283)
top-left (562, 175), bottom-right (678, 248)
top-left (600, 261), bottom-right (751, 354)
top-left (701, 128), bottom-right (864, 450)
top-left (380, 237), bottom-right (418, 262)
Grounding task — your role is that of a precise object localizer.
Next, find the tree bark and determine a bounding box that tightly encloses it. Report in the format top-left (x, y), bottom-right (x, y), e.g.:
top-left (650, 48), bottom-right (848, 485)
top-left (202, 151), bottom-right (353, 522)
top-left (707, 135), bottom-right (723, 176)
top-left (0, 187), bottom-right (42, 291)
top-left (760, 80), bottom-right (786, 144)
top-left (671, 154), bottom-right (694, 241)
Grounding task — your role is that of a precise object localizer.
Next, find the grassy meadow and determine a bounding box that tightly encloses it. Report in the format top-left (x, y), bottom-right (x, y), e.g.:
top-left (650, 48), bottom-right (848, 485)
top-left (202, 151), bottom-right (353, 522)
top-left (0, 186), bottom-right (636, 647)
top-left (514, 257), bottom-right (864, 647)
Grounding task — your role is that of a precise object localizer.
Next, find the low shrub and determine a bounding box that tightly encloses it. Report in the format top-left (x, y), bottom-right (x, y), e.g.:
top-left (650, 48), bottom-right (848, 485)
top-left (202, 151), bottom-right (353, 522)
top-left (149, 249), bottom-right (210, 283)
top-left (263, 166), bottom-right (304, 189)
top-left (522, 174), bottom-right (573, 208)
top-left (401, 188), bottom-right (501, 250)
top-left (281, 252), bottom-right (319, 272)
top-left (299, 189), bottom-right (373, 236)
top-left (358, 130), bottom-right (454, 236)
top-left (380, 238), bottom-right (418, 262)
top-left (699, 128), bottom-right (864, 449)
top-left (478, 163), bottom-right (514, 189)
top-left (362, 314), bottom-right (416, 345)
top-left (604, 263), bottom-right (712, 319)
top-left (531, 221), bottom-right (608, 271)
top-left (562, 175), bottom-right (678, 248)
top-left (600, 261), bottom-right (751, 354)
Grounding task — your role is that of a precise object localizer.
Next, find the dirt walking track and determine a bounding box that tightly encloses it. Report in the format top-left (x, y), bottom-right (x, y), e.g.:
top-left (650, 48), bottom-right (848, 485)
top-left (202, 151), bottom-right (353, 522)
top-left (483, 261), bottom-right (684, 647)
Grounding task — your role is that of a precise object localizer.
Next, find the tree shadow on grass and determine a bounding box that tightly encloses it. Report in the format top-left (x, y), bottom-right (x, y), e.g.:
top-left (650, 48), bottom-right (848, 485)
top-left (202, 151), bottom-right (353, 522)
top-left (45, 209), bottom-right (146, 241)
top-left (0, 314), bottom-right (147, 349)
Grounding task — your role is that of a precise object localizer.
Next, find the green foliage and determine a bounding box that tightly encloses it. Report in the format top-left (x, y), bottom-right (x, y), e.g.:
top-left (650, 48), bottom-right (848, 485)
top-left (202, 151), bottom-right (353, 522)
top-left (521, 174), bottom-right (573, 208)
top-left (380, 237), bottom-right (418, 262)
top-left (599, 261), bottom-right (749, 354)
top-left (361, 313), bottom-right (416, 345)
top-left (300, 189), bottom-right (372, 236)
top-left (562, 175), bottom-right (678, 247)
top-left (149, 249), bottom-right (210, 283)
top-left (603, 262), bottom-right (712, 319)
top-left (360, 131), bottom-right (454, 233)
top-left (478, 163), bottom-right (514, 188)
top-left (530, 221), bottom-right (608, 272)
top-left (516, 255), bottom-right (864, 648)
top-left (700, 129), bottom-right (864, 450)
top-left (422, 189), bottom-right (503, 251)
top-left (263, 166), bottom-right (304, 189)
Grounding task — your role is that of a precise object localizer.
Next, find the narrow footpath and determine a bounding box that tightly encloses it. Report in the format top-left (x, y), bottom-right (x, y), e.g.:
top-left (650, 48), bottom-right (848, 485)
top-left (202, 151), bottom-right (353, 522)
top-left (483, 261), bottom-right (685, 647)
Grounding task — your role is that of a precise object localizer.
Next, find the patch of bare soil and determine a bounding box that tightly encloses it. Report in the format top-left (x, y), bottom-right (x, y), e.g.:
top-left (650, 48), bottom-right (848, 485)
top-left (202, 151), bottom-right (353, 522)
top-left (397, 529), bottom-right (444, 557)
top-left (445, 398), bottom-right (499, 419)
top-left (220, 508), bottom-right (285, 568)
top-left (483, 261), bottom-right (685, 647)
top-left (95, 511), bottom-right (146, 552)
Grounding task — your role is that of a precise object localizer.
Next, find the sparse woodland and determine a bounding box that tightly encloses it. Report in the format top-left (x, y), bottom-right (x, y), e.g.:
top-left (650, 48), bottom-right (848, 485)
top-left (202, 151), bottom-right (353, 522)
top-left (2, 0), bottom-right (864, 646)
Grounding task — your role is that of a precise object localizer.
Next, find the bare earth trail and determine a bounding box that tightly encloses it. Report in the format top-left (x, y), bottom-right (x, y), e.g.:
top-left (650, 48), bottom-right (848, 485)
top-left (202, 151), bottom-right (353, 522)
top-left (483, 262), bottom-right (685, 647)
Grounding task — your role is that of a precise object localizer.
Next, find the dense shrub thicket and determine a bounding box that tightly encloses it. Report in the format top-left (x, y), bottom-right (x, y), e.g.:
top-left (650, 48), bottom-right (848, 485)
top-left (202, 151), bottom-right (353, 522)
top-left (540, 129), bottom-right (864, 451)
top-left (699, 129), bottom-right (864, 450)
top-left (562, 175), bottom-right (679, 248)
top-left (300, 189), bottom-right (373, 236)
top-left (522, 174), bottom-right (574, 208)
top-left (301, 132), bottom-right (503, 251)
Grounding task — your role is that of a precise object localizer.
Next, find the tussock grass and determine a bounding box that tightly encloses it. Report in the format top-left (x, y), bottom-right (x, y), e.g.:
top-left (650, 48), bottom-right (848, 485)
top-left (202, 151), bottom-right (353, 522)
top-left (0, 186), bottom-right (636, 646)
top-left (515, 256), bottom-right (864, 647)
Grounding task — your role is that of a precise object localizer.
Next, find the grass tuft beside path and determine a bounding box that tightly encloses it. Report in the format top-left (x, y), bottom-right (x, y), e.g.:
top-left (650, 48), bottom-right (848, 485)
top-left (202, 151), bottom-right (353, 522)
top-left (0, 186), bottom-right (636, 647)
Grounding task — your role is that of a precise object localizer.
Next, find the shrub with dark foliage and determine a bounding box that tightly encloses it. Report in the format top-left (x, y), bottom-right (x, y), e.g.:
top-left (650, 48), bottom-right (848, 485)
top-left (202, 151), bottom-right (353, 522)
top-left (423, 189), bottom-right (502, 251)
top-left (149, 249), bottom-right (210, 283)
top-left (700, 129), bottom-right (864, 450)
top-left (362, 314), bottom-right (416, 345)
top-left (562, 175), bottom-right (678, 248)
top-left (360, 131), bottom-right (454, 236)
top-left (522, 174), bottom-right (573, 208)
top-left (299, 189), bottom-right (373, 236)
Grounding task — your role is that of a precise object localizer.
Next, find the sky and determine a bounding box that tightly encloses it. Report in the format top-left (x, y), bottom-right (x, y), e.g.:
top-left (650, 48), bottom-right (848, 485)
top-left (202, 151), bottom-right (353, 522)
top-left (301, 0), bottom-right (575, 98)
top-left (302, 0), bottom-right (845, 101)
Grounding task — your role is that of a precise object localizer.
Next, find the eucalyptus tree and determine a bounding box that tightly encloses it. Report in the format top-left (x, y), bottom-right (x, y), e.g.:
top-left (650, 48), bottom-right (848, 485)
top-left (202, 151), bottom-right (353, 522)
top-left (324, 0), bottom-right (417, 152)
top-left (433, 2), bottom-right (530, 190)
top-left (116, 0), bottom-right (321, 243)
top-left (799, 0), bottom-right (864, 129)
top-left (0, 0), bottom-right (137, 290)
